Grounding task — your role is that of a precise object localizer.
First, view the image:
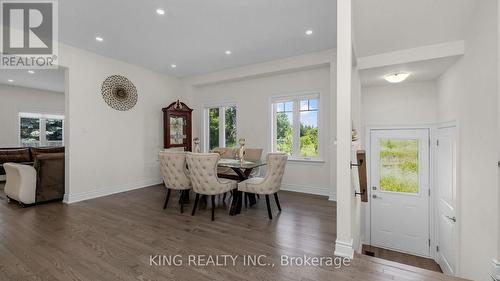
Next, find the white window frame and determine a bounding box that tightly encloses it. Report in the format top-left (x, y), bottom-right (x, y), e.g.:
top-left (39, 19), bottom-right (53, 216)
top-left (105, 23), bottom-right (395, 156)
top-left (18, 112), bottom-right (65, 147)
top-left (203, 102), bottom-right (238, 152)
top-left (271, 92), bottom-right (323, 162)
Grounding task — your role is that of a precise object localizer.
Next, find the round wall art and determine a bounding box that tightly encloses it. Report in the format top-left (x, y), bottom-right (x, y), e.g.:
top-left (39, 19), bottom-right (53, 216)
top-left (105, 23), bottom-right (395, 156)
top-left (101, 75), bottom-right (138, 111)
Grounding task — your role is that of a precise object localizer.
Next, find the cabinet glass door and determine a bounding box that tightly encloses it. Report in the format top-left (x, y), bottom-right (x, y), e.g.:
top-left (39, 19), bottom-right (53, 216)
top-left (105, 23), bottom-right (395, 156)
top-left (170, 116), bottom-right (186, 144)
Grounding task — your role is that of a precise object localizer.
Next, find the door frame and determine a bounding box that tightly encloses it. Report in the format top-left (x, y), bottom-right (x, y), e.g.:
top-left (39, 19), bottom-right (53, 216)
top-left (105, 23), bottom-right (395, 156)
top-left (364, 124), bottom-right (436, 259)
top-left (363, 121), bottom-right (460, 270)
top-left (434, 121), bottom-right (460, 275)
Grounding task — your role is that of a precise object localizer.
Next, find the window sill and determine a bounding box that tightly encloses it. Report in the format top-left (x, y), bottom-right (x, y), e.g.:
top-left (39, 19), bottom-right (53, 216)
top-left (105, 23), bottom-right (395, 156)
top-left (287, 158), bottom-right (325, 164)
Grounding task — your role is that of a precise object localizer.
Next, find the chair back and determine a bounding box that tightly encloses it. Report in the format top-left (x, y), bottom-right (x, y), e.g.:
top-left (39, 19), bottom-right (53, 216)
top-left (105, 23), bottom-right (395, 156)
top-left (212, 147), bottom-right (236, 159)
top-left (164, 147), bottom-right (185, 151)
top-left (263, 153), bottom-right (288, 193)
top-left (244, 148), bottom-right (263, 162)
top-left (186, 152), bottom-right (229, 195)
top-left (159, 151), bottom-right (191, 190)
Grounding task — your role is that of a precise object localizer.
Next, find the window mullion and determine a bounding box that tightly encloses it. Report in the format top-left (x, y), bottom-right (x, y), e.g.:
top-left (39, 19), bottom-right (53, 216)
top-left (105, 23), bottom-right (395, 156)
top-left (292, 100), bottom-right (300, 157)
top-left (203, 109), bottom-right (208, 152)
top-left (219, 107), bottom-right (225, 147)
top-left (272, 104), bottom-right (277, 152)
top-left (40, 118), bottom-right (46, 146)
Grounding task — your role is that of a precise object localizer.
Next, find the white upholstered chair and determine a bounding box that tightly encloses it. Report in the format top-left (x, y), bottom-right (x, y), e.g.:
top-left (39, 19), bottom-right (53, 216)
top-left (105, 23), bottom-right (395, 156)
top-left (186, 152), bottom-right (237, 221)
top-left (4, 163), bottom-right (37, 205)
top-left (244, 148), bottom-right (263, 177)
top-left (238, 153), bottom-right (288, 219)
top-left (159, 151), bottom-right (192, 213)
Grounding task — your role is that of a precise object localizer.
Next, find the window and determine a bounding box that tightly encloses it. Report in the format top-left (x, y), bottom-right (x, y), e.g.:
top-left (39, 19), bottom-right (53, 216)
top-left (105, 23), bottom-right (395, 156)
top-left (205, 105), bottom-right (237, 151)
top-left (19, 112), bottom-right (64, 147)
top-left (379, 139), bottom-right (419, 193)
top-left (272, 94), bottom-right (321, 160)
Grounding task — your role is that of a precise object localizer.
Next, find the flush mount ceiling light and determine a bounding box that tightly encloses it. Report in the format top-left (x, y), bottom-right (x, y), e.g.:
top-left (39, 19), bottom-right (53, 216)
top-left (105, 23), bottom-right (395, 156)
top-left (156, 8), bottom-right (165, 15)
top-left (171, 64), bottom-right (177, 68)
top-left (305, 29), bottom-right (314, 36)
top-left (384, 72), bottom-right (410, 83)
top-left (28, 70), bottom-right (35, 74)
top-left (95, 36), bottom-right (104, 42)
top-left (7, 79), bottom-right (14, 82)
top-left (225, 50), bottom-right (232, 55)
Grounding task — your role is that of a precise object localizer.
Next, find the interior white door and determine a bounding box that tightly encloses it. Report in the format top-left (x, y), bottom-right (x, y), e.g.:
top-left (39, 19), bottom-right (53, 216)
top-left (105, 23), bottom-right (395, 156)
top-left (435, 126), bottom-right (457, 275)
top-left (370, 129), bottom-right (430, 257)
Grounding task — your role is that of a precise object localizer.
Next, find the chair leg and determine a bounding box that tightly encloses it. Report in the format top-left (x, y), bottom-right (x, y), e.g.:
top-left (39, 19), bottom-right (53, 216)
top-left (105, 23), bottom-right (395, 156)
top-left (265, 195), bottom-right (272, 220)
top-left (163, 188), bottom-right (171, 209)
top-left (180, 191), bottom-right (184, 214)
top-left (211, 195), bottom-right (216, 221)
top-left (223, 192), bottom-right (227, 203)
top-left (191, 193), bottom-right (200, 216)
top-left (244, 192), bottom-right (248, 208)
top-left (256, 194), bottom-right (260, 199)
top-left (274, 193), bottom-right (281, 211)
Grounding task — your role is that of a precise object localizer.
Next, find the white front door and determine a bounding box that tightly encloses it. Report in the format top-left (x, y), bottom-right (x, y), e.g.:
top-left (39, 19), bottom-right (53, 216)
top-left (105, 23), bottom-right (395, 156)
top-left (435, 126), bottom-right (457, 275)
top-left (370, 129), bottom-right (430, 257)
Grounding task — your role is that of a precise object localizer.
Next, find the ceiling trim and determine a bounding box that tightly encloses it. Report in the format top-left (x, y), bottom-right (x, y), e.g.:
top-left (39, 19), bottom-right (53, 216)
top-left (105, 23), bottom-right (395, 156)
top-left (185, 49), bottom-right (335, 87)
top-left (357, 41), bottom-right (465, 70)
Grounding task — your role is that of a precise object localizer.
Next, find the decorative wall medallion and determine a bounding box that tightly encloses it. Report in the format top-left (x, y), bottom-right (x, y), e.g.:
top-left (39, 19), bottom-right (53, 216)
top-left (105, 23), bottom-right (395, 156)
top-left (101, 75), bottom-right (138, 111)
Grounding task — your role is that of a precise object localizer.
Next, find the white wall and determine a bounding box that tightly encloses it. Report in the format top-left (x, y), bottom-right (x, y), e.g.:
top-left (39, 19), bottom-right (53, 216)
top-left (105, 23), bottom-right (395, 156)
top-left (436, 1), bottom-right (498, 280)
top-left (362, 81), bottom-right (438, 127)
top-left (59, 44), bottom-right (181, 202)
top-left (184, 66), bottom-right (333, 197)
top-left (0, 84), bottom-right (64, 147)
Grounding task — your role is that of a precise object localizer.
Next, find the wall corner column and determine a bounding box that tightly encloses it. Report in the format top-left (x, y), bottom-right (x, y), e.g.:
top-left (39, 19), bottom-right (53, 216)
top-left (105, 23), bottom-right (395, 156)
top-left (334, 0), bottom-right (354, 259)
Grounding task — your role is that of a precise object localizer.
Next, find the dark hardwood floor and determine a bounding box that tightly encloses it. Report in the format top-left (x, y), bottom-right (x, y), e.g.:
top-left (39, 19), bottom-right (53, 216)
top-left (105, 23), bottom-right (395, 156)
top-left (362, 245), bottom-right (442, 273)
top-left (0, 184), bottom-right (465, 281)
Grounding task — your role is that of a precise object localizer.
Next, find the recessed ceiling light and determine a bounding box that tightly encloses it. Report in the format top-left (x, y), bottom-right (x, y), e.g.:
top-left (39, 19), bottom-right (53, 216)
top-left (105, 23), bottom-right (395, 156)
top-left (28, 70), bottom-right (35, 74)
top-left (225, 50), bottom-right (232, 55)
top-left (384, 72), bottom-right (410, 83)
top-left (171, 64), bottom-right (177, 68)
top-left (305, 29), bottom-right (314, 36)
top-left (95, 36), bottom-right (104, 42)
top-left (156, 8), bottom-right (165, 15)
top-left (7, 79), bottom-right (14, 82)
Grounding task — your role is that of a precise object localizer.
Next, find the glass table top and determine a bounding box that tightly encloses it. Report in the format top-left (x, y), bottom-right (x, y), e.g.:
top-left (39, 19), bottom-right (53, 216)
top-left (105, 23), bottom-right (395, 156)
top-left (217, 158), bottom-right (266, 169)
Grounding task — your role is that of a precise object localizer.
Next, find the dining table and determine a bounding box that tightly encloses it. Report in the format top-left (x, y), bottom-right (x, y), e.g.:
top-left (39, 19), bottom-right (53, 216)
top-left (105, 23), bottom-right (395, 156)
top-left (217, 158), bottom-right (267, 215)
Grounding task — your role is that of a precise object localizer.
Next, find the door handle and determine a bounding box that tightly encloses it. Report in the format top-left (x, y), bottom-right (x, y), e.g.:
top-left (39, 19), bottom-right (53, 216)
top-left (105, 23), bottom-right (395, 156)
top-left (445, 215), bottom-right (456, 223)
top-left (372, 194), bottom-right (382, 199)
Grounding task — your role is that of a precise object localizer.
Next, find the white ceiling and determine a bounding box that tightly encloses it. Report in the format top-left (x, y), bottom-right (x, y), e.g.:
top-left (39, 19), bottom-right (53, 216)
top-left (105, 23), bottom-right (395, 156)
top-left (59, 0), bottom-right (337, 78)
top-left (359, 56), bottom-right (460, 87)
top-left (0, 69), bottom-right (65, 93)
top-left (353, 0), bottom-right (477, 57)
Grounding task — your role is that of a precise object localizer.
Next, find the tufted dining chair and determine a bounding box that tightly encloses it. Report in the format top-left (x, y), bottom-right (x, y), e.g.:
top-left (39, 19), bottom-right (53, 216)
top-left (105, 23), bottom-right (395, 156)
top-left (159, 151), bottom-right (192, 213)
top-left (186, 152), bottom-right (237, 221)
top-left (237, 153), bottom-right (288, 219)
top-left (244, 148), bottom-right (263, 177)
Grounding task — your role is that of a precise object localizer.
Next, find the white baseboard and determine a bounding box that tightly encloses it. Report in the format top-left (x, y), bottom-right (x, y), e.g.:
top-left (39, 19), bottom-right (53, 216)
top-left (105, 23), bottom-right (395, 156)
top-left (281, 183), bottom-right (333, 198)
top-left (63, 178), bottom-right (162, 204)
top-left (491, 259), bottom-right (500, 281)
top-left (334, 238), bottom-right (354, 259)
